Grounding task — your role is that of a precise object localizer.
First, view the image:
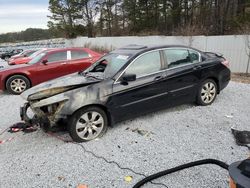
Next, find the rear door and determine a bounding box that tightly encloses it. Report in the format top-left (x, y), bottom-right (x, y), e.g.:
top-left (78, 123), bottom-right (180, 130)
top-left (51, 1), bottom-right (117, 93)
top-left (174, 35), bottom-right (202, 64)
top-left (162, 48), bottom-right (202, 104)
top-left (109, 50), bottom-right (168, 122)
top-left (68, 49), bottom-right (93, 73)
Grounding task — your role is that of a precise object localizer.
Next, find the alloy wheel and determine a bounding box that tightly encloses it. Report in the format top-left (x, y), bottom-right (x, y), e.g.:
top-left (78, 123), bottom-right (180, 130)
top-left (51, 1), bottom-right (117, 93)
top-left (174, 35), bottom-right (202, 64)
top-left (201, 82), bottom-right (216, 104)
top-left (76, 111), bottom-right (104, 141)
top-left (10, 78), bottom-right (27, 93)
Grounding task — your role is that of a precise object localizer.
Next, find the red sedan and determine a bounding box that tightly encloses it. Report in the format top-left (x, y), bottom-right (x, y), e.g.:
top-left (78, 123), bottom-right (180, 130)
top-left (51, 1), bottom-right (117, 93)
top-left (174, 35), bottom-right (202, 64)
top-left (8, 49), bottom-right (38, 64)
top-left (8, 48), bottom-right (49, 65)
top-left (0, 48), bottom-right (102, 94)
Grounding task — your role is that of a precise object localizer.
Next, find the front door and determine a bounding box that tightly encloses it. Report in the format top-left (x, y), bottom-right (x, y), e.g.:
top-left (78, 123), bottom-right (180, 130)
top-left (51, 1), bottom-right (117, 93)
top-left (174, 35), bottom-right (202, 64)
top-left (108, 50), bottom-right (169, 122)
top-left (32, 50), bottom-right (69, 85)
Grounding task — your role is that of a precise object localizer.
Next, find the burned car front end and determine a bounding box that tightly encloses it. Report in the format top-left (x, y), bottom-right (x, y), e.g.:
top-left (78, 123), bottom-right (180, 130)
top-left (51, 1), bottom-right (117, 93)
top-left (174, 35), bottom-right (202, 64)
top-left (19, 50), bottom-right (133, 141)
top-left (20, 89), bottom-right (71, 129)
top-left (20, 73), bottom-right (103, 130)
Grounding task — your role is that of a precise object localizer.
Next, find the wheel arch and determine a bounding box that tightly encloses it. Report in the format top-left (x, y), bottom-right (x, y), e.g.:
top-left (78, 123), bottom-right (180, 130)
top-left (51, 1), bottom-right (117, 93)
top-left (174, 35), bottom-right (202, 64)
top-left (4, 73), bottom-right (32, 90)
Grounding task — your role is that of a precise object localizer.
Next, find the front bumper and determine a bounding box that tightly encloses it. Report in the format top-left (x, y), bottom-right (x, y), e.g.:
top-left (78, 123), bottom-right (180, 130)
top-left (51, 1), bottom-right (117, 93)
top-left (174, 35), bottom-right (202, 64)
top-left (20, 100), bottom-right (67, 131)
top-left (20, 102), bottom-right (30, 123)
top-left (20, 102), bottom-right (50, 127)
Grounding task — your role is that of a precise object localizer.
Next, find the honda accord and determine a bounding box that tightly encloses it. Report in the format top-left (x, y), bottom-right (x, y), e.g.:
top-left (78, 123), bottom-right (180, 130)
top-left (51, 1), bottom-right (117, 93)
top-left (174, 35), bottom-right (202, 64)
top-left (20, 45), bottom-right (231, 142)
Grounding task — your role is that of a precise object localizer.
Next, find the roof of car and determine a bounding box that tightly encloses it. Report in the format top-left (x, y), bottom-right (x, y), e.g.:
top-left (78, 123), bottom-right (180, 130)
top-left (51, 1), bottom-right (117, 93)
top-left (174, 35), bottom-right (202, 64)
top-left (112, 44), bottom-right (202, 55)
top-left (43, 47), bottom-right (90, 53)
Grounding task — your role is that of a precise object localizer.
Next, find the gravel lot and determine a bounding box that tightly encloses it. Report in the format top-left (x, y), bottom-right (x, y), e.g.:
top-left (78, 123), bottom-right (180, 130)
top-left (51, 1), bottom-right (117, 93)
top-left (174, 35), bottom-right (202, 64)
top-left (0, 59), bottom-right (249, 188)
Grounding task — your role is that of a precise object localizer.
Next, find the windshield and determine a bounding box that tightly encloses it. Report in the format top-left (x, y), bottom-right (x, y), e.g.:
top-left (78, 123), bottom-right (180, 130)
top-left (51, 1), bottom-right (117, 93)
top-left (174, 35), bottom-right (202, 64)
top-left (104, 54), bottom-right (131, 78)
top-left (26, 50), bottom-right (36, 57)
top-left (83, 53), bottom-right (131, 79)
top-left (29, 49), bottom-right (46, 58)
top-left (17, 51), bottom-right (26, 56)
top-left (28, 52), bottom-right (46, 65)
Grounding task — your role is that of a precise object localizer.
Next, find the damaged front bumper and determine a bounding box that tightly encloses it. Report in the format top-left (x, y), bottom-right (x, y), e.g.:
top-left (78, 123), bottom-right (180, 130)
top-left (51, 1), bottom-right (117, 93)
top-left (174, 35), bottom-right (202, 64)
top-left (20, 102), bottom-right (32, 124)
top-left (20, 96), bottom-right (69, 130)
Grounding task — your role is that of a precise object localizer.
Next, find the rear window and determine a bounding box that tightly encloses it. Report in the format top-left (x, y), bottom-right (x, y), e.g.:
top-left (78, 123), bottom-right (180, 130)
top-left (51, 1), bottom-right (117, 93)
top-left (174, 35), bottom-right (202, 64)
top-left (71, 50), bottom-right (89, 60)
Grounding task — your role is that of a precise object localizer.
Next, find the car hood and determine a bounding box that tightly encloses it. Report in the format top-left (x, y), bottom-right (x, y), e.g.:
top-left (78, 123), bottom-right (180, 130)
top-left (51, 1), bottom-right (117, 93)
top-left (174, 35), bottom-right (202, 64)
top-left (12, 57), bottom-right (30, 63)
top-left (21, 73), bottom-right (103, 101)
top-left (0, 64), bottom-right (29, 72)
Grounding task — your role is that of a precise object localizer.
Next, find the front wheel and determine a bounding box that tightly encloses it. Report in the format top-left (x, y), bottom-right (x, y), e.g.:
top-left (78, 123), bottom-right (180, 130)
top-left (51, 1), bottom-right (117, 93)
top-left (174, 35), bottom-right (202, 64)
top-left (6, 75), bottom-right (31, 95)
top-left (197, 79), bottom-right (217, 106)
top-left (68, 106), bottom-right (108, 142)
top-left (4, 56), bottom-right (10, 61)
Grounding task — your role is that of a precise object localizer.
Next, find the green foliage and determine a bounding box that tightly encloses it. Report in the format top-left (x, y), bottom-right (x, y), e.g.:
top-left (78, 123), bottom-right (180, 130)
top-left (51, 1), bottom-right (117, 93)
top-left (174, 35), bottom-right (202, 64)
top-left (2, 0), bottom-right (250, 43)
top-left (48, 0), bottom-right (85, 38)
top-left (0, 28), bottom-right (59, 43)
top-left (48, 0), bottom-right (250, 37)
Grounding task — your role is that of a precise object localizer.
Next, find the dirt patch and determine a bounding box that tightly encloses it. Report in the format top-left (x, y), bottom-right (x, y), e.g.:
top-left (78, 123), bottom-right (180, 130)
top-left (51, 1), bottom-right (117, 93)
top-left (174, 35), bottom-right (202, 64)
top-left (231, 73), bottom-right (250, 84)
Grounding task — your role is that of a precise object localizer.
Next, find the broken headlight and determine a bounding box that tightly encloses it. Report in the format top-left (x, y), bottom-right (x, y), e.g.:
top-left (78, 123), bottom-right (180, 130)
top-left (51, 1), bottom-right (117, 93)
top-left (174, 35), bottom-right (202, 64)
top-left (28, 86), bottom-right (74, 101)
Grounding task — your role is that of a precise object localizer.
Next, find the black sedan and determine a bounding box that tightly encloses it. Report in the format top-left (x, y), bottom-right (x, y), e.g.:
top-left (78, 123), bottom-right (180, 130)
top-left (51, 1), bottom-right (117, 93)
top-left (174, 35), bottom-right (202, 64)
top-left (0, 49), bottom-right (23, 61)
top-left (20, 45), bottom-right (230, 142)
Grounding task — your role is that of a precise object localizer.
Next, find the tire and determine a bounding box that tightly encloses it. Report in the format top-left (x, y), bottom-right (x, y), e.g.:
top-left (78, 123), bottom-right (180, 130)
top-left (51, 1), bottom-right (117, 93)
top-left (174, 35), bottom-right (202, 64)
top-left (68, 106), bottom-right (108, 142)
top-left (196, 79), bottom-right (218, 106)
top-left (4, 56), bottom-right (10, 61)
top-left (6, 75), bottom-right (31, 95)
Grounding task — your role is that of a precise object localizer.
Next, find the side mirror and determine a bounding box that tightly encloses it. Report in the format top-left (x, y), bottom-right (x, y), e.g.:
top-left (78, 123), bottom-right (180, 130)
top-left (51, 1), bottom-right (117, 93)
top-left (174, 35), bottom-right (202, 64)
top-left (120, 74), bottom-right (136, 85)
top-left (42, 59), bottom-right (48, 65)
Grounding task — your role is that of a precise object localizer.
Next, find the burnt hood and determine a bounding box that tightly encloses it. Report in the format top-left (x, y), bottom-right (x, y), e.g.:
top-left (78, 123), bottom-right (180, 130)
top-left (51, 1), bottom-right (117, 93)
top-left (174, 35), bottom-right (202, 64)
top-left (21, 73), bottom-right (102, 101)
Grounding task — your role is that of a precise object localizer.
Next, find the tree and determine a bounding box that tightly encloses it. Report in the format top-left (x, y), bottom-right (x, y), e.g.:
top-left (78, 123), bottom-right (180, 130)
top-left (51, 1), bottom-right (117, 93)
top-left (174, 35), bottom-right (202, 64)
top-left (0, 28), bottom-right (57, 43)
top-left (245, 35), bottom-right (250, 74)
top-left (47, 0), bottom-right (250, 37)
top-left (48, 0), bottom-right (84, 38)
top-left (73, 0), bottom-right (101, 37)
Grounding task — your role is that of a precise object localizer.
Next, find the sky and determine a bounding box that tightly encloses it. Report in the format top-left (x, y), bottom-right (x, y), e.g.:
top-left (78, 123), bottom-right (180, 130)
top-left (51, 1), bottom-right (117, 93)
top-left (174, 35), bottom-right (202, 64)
top-left (0, 0), bottom-right (50, 34)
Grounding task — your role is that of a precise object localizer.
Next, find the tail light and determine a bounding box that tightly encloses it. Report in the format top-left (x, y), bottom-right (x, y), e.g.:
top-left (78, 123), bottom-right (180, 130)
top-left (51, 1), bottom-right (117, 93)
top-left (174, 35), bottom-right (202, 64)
top-left (221, 60), bottom-right (229, 68)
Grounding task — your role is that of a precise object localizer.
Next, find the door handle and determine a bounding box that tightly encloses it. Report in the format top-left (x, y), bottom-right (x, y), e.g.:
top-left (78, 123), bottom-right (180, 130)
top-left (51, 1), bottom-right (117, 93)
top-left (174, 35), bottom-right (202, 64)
top-left (193, 65), bottom-right (202, 70)
top-left (61, 62), bottom-right (67, 65)
top-left (154, 75), bottom-right (164, 81)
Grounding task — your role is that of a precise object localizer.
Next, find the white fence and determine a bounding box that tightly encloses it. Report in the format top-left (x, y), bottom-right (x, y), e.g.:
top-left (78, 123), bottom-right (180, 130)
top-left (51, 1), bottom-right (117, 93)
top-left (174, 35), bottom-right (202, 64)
top-left (66, 35), bottom-right (250, 73)
top-left (0, 38), bottom-right (65, 51)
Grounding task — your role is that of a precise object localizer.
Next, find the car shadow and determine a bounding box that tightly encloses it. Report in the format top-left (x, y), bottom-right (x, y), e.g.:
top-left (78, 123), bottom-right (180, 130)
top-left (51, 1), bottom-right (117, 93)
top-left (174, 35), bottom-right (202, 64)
top-left (114, 103), bottom-right (194, 129)
top-left (0, 91), bottom-right (12, 96)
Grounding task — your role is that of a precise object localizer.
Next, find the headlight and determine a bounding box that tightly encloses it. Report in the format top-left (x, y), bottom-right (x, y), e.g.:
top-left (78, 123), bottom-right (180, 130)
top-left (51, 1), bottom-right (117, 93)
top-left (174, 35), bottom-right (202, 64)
top-left (31, 95), bottom-right (69, 108)
top-left (28, 87), bottom-right (74, 101)
top-left (39, 102), bottom-right (64, 116)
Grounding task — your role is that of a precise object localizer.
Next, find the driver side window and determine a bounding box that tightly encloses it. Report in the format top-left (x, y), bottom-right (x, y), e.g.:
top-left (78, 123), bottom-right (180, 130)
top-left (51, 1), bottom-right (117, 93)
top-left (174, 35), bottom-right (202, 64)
top-left (47, 51), bottom-right (67, 63)
top-left (125, 51), bottom-right (161, 77)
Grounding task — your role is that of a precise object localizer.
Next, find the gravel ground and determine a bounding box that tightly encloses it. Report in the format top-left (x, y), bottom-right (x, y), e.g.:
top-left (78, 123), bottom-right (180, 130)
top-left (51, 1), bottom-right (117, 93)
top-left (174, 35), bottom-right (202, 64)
top-left (0, 59), bottom-right (249, 188)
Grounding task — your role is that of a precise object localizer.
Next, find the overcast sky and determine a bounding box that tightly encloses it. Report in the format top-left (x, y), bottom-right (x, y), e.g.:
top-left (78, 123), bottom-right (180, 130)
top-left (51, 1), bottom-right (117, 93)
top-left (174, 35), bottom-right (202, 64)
top-left (0, 0), bottom-right (49, 34)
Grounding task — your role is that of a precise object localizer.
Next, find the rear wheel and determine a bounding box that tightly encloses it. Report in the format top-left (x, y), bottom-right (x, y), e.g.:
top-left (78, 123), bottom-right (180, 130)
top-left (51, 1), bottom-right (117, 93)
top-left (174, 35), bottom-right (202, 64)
top-left (197, 79), bottom-right (217, 106)
top-left (6, 75), bottom-right (31, 95)
top-left (68, 106), bottom-right (108, 142)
